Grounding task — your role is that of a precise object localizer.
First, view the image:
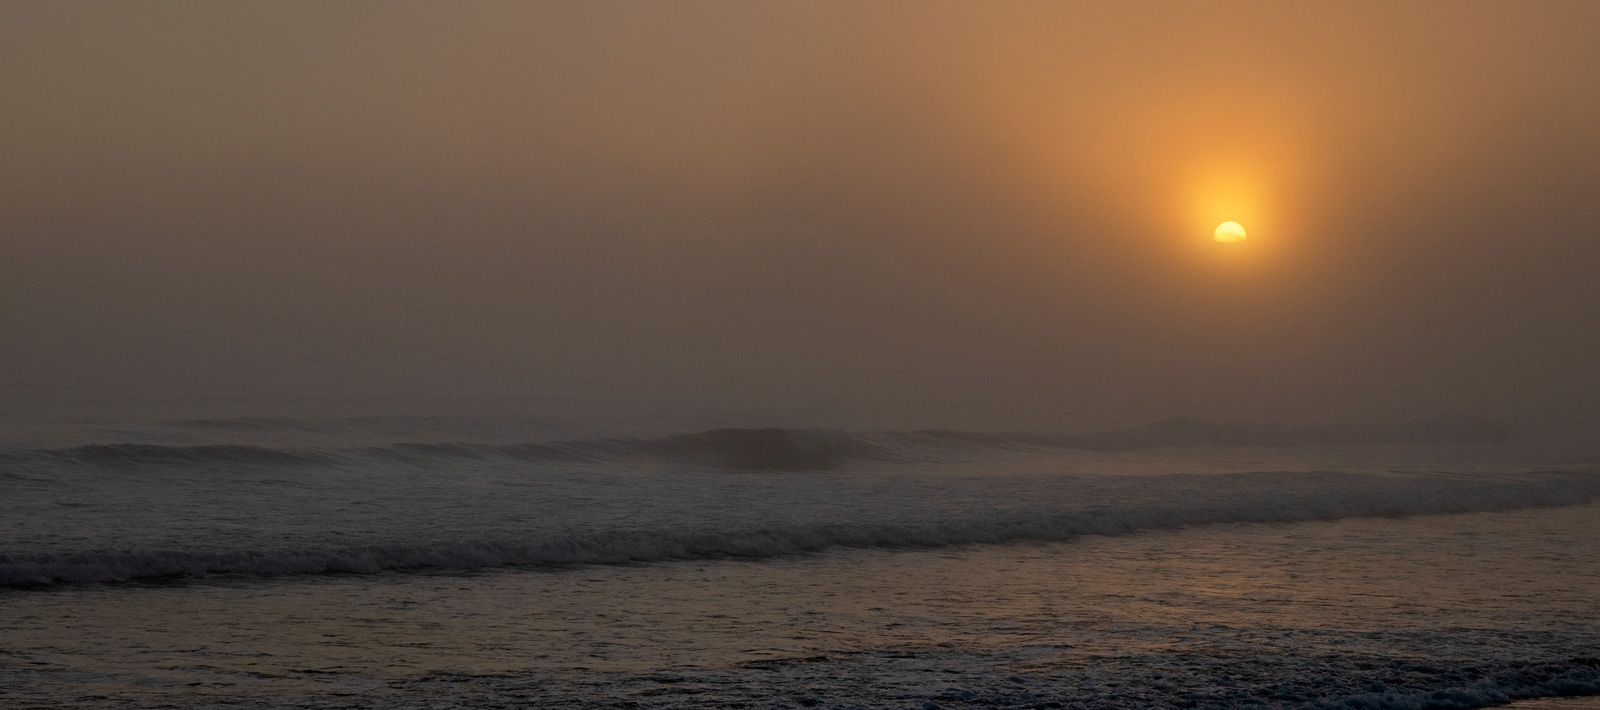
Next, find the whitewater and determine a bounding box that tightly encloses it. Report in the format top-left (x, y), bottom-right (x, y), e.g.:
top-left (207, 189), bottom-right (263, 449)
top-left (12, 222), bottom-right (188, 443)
top-left (2, 409), bottom-right (1597, 708)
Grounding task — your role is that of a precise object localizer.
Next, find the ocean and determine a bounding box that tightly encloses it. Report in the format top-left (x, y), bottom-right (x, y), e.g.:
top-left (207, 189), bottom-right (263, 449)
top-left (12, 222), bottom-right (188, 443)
top-left (2, 405), bottom-right (1597, 709)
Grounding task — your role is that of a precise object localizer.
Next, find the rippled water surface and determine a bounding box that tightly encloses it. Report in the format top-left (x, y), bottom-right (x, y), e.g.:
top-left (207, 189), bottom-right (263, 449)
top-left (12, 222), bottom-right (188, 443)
top-left (5, 503), bottom-right (1599, 708)
top-left (2, 411), bottom-right (1597, 707)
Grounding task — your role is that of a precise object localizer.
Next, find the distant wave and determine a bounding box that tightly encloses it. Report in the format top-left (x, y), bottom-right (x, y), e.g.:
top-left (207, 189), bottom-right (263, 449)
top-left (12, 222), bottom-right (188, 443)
top-left (0, 416), bottom-right (1511, 472)
top-left (4, 469), bottom-right (1593, 586)
top-left (3, 443), bottom-right (339, 467)
top-left (915, 415), bottom-right (1511, 449)
top-left (165, 416), bottom-right (340, 433)
top-left (0, 428), bottom-right (872, 471)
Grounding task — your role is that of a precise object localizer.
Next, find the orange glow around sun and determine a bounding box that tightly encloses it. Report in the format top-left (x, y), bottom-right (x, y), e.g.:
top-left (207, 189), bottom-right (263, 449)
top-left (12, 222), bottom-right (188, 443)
top-left (1191, 171), bottom-right (1265, 245)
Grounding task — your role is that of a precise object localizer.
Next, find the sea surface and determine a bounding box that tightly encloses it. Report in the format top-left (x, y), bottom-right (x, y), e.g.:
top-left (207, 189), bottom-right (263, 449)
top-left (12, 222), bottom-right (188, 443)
top-left (2, 405), bottom-right (1598, 709)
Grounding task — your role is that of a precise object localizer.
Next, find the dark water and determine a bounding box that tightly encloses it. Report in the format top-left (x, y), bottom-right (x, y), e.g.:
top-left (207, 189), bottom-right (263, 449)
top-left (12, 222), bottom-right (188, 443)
top-left (2, 410), bottom-right (1597, 708)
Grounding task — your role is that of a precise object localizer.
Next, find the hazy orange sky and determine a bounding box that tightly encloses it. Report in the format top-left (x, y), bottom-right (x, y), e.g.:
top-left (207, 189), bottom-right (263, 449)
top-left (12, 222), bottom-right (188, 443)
top-left (3, 1), bottom-right (1598, 431)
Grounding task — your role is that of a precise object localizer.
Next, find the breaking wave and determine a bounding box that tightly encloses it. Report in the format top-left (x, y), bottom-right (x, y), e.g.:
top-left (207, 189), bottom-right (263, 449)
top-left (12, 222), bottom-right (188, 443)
top-left (5, 469), bottom-right (1593, 586)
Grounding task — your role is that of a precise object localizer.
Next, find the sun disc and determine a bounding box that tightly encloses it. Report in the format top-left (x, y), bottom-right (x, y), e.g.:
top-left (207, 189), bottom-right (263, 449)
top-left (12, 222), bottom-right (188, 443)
top-left (1213, 221), bottom-right (1247, 243)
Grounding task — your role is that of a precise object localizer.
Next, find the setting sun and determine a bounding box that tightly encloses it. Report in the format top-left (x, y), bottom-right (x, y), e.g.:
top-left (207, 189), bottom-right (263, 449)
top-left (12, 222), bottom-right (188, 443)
top-left (1214, 221), bottom-right (1247, 243)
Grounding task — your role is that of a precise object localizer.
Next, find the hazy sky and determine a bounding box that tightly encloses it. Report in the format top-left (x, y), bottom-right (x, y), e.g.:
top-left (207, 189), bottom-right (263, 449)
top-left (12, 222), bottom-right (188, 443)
top-left (3, 1), bottom-right (1598, 430)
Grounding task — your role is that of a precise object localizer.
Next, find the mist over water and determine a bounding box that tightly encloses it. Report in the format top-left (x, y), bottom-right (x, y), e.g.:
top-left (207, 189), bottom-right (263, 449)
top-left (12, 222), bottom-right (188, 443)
top-left (0, 408), bottom-right (1593, 587)
top-left (3, 3), bottom-right (1600, 708)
